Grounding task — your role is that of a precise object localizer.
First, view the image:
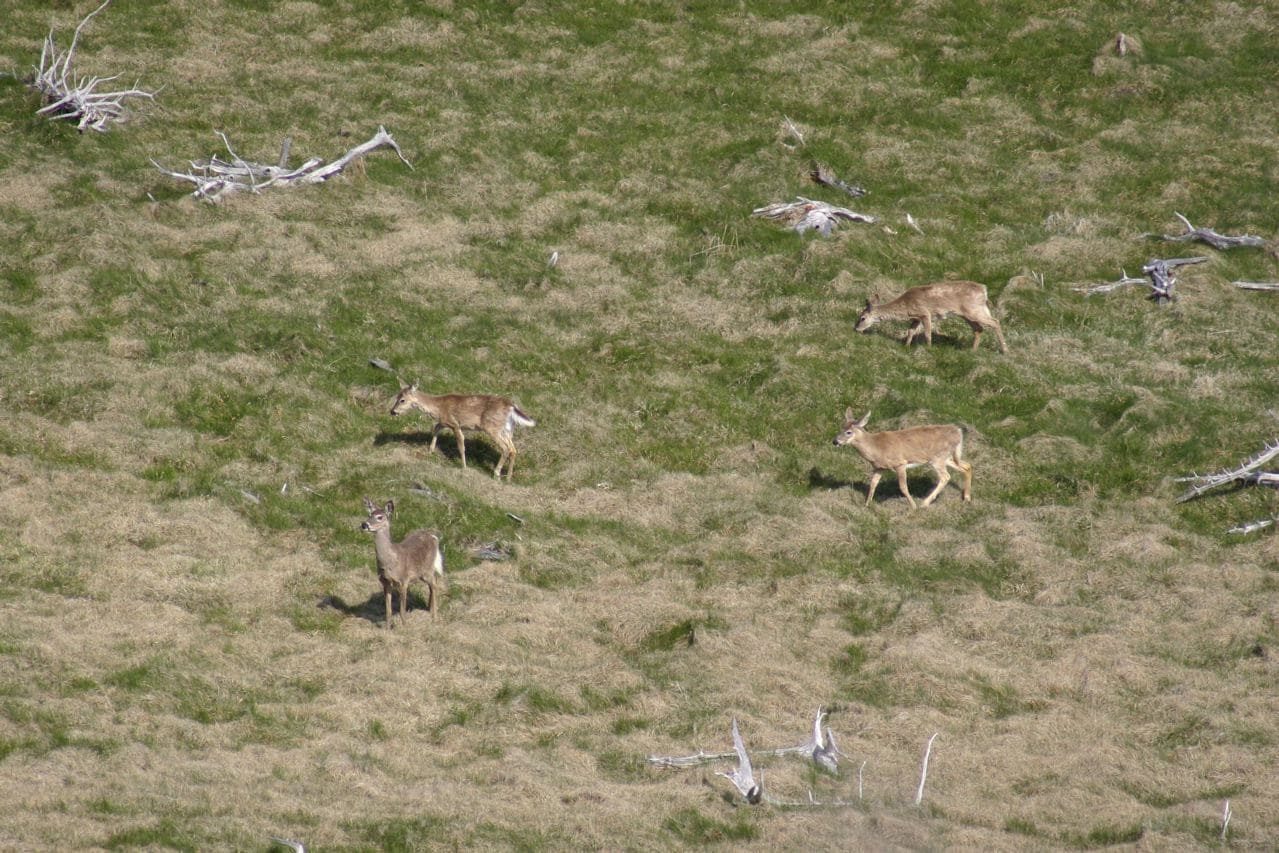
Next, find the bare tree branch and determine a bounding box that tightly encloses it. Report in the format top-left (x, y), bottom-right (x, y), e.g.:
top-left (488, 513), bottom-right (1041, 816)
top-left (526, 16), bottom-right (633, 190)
top-left (1076, 258), bottom-right (1207, 302)
top-left (153, 126), bottom-right (412, 202)
top-left (752, 196), bottom-right (876, 236)
top-left (1233, 281), bottom-right (1279, 292)
top-left (1176, 439), bottom-right (1279, 502)
top-left (1159, 212), bottom-right (1267, 250)
top-left (28, 0), bottom-right (156, 132)
top-left (809, 161), bottom-right (867, 198)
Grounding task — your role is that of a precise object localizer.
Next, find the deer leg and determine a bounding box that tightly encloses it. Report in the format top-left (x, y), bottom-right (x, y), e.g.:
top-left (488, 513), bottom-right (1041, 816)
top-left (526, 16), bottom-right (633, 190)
top-left (384, 588), bottom-right (393, 630)
top-left (990, 319), bottom-right (1008, 354)
top-left (895, 466), bottom-right (918, 509)
top-left (865, 470), bottom-right (883, 506)
top-left (922, 314), bottom-right (934, 347)
top-left (429, 422), bottom-right (441, 453)
top-left (968, 320), bottom-right (984, 350)
top-left (400, 583), bottom-right (409, 625)
top-left (904, 320), bottom-right (922, 347)
top-left (950, 457), bottom-right (974, 501)
top-left (428, 579), bottom-right (438, 618)
top-left (454, 427), bottom-right (467, 468)
top-left (921, 462), bottom-right (950, 507)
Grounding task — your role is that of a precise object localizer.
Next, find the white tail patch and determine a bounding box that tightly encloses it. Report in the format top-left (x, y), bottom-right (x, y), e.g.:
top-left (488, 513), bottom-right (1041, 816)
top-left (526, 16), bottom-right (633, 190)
top-left (433, 544), bottom-right (445, 577)
top-left (508, 407), bottom-right (536, 429)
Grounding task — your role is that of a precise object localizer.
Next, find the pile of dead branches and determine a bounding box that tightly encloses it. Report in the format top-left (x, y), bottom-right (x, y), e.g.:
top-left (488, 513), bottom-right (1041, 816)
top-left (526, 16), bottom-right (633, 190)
top-left (28, 0), bottom-right (155, 133)
top-left (153, 127), bottom-right (412, 203)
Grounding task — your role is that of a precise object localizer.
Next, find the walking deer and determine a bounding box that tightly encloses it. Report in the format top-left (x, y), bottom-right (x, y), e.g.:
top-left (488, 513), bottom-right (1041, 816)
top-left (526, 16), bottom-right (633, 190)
top-left (855, 280), bottom-right (1008, 353)
top-left (361, 497), bottom-right (445, 628)
top-left (390, 384), bottom-right (535, 479)
top-left (832, 409), bottom-right (972, 508)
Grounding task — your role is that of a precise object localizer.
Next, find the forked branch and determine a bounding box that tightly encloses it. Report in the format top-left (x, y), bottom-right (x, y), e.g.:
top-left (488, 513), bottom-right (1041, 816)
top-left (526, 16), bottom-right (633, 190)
top-left (28, 0), bottom-right (156, 132)
top-left (1159, 213), bottom-right (1267, 250)
top-left (153, 126), bottom-right (412, 202)
top-left (1075, 256), bottom-right (1207, 303)
top-left (1177, 439), bottom-right (1279, 534)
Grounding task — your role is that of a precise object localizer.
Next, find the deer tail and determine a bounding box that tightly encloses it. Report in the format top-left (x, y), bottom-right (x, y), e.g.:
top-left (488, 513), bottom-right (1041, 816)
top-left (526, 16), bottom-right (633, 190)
top-left (509, 406), bottom-right (536, 429)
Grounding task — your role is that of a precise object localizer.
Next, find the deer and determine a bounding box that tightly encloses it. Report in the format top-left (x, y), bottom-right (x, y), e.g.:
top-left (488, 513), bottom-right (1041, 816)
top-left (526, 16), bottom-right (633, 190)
top-left (832, 408), bottom-right (972, 509)
top-left (854, 280), bottom-right (1008, 353)
top-left (360, 497), bottom-right (446, 628)
top-left (390, 384), bottom-right (535, 479)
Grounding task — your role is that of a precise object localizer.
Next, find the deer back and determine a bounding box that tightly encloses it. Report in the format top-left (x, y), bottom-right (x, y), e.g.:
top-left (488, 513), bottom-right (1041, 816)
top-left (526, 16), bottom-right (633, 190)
top-left (858, 280), bottom-right (990, 326)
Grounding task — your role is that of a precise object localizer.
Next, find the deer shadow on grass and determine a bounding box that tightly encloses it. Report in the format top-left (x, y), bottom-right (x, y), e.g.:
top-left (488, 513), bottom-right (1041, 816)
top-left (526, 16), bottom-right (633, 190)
top-left (373, 430), bottom-right (502, 469)
top-left (318, 589), bottom-right (435, 627)
top-left (808, 466), bottom-right (942, 505)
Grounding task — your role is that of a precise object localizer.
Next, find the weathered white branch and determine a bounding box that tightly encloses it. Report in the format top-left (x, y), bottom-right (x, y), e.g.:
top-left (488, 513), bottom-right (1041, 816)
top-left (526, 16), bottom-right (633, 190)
top-left (753, 196), bottom-right (876, 236)
top-left (1176, 439), bottom-right (1279, 502)
top-left (28, 0), bottom-right (156, 132)
top-left (1233, 281), bottom-right (1279, 291)
top-left (715, 719), bottom-right (763, 804)
top-left (914, 732), bottom-right (938, 806)
top-left (1227, 517), bottom-right (1276, 535)
top-left (809, 161), bottom-right (867, 198)
top-left (647, 707), bottom-right (846, 773)
top-left (1075, 268), bottom-right (1145, 295)
top-left (1160, 213), bottom-right (1267, 250)
top-left (1077, 257), bottom-right (1207, 302)
top-left (153, 126), bottom-right (412, 202)
top-left (1221, 800), bottom-right (1232, 841)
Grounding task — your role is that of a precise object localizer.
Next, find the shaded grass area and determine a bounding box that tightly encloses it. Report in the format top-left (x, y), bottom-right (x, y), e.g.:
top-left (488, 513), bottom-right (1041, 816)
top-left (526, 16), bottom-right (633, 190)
top-left (0, 0), bottom-right (1277, 849)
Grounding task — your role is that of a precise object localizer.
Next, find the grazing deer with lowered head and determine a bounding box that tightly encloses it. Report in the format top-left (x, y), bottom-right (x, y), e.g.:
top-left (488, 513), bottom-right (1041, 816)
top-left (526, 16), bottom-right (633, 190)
top-left (360, 497), bottom-right (445, 628)
top-left (855, 281), bottom-right (1008, 353)
top-left (833, 408), bottom-right (972, 508)
top-left (390, 384), bottom-right (535, 479)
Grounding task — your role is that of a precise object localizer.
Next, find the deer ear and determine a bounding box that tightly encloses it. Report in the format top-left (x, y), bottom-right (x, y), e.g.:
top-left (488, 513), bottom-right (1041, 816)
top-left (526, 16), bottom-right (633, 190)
top-left (363, 497), bottom-right (376, 512)
top-left (843, 406), bottom-right (856, 423)
top-left (384, 500), bottom-right (394, 516)
top-left (859, 411), bottom-right (871, 427)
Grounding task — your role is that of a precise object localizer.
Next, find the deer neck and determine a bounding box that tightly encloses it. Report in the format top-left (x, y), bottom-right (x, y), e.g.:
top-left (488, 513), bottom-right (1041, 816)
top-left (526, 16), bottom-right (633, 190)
top-left (371, 527), bottom-right (401, 573)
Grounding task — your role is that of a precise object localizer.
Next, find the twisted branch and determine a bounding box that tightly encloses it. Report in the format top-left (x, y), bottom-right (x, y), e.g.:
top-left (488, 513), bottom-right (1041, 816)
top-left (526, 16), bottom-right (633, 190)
top-left (1160, 213), bottom-right (1266, 250)
top-left (28, 0), bottom-right (156, 132)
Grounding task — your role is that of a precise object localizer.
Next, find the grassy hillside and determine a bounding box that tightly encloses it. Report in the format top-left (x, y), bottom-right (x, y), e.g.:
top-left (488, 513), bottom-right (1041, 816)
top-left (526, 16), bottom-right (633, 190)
top-left (1, 0), bottom-right (1277, 848)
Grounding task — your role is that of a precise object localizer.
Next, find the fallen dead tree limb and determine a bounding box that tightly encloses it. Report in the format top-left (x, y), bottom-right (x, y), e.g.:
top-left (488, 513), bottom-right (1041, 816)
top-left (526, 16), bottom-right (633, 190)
top-left (647, 707), bottom-right (843, 774)
top-left (153, 126), bottom-right (412, 202)
top-left (1177, 439), bottom-right (1279, 533)
top-left (28, 0), bottom-right (156, 132)
top-left (752, 196), bottom-right (876, 236)
top-left (1233, 281), bottom-right (1279, 291)
top-left (1075, 256), bottom-right (1208, 302)
top-left (809, 162), bottom-right (867, 198)
top-left (1158, 212), bottom-right (1267, 250)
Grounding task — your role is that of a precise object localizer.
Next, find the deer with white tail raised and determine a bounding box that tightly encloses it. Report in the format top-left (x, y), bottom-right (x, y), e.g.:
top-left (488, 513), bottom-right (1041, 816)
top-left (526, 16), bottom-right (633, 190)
top-left (855, 280), bottom-right (1008, 353)
top-left (390, 385), bottom-right (535, 479)
top-left (833, 409), bottom-right (972, 508)
top-left (361, 497), bottom-right (445, 628)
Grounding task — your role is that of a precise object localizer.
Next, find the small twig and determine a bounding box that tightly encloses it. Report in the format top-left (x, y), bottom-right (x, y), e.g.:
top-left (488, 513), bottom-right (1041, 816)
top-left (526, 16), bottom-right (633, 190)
top-left (858, 760), bottom-right (866, 801)
top-left (914, 732), bottom-right (938, 807)
top-left (1221, 799), bottom-right (1232, 841)
top-left (781, 115), bottom-right (805, 147)
top-left (1160, 212), bottom-right (1266, 250)
top-left (905, 212), bottom-right (923, 234)
top-left (1075, 268), bottom-right (1145, 295)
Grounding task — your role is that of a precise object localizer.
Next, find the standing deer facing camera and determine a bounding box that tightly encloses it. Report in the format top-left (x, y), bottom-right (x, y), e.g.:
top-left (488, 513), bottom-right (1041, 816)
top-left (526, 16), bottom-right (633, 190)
top-left (855, 280), bottom-right (1008, 353)
top-left (361, 497), bottom-right (445, 628)
top-left (390, 384), bottom-right (535, 479)
top-left (833, 409), bottom-right (972, 508)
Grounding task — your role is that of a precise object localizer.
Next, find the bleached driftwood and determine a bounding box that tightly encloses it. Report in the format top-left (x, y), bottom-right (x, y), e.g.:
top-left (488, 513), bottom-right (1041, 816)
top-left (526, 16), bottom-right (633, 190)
top-left (153, 126), bottom-right (412, 202)
top-left (28, 0), bottom-right (156, 132)
top-left (716, 719), bottom-right (764, 804)
top-left (809, 162), bottom-right (867, 198)
top-left (1177, 439), bottom-right (1279, 533)
top-left (914, 732), bottom-right (939, 806)
top-left (647, 707), bottom-right (844, 774)
top-left (1075, 256), bottom-right (1207, 302)
top-left (752, 196), bottom-right (876, 236)
top-left (1159, 213), bottom-right (1266, 251)
top-left (1075, 268), bottom-right (1146, 295)
top-left (1233, 281), bottom-right (1279, 291)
